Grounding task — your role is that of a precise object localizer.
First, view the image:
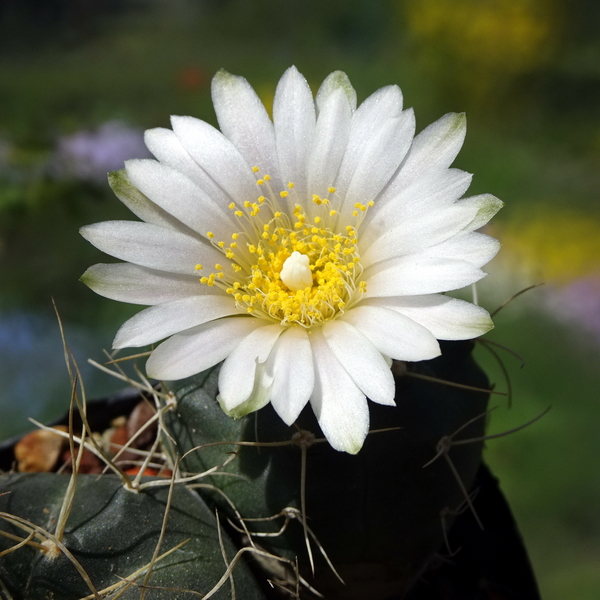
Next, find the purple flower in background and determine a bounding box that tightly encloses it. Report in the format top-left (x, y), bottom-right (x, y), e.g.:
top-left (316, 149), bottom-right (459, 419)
top-left (52, 121), bottom-right (151, 183)
top-left (544, 276), bottom-right (600, 343)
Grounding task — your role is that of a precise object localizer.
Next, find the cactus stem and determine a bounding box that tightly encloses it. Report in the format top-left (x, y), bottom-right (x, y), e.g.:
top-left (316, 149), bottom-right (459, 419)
top-left (88, 356), bottom-right (171, 401)
top-left (78, 539), bottom-right (192, 600)
top-left (299, 440), bottom-right (315, 577)
top-left (215, 509), bottom-right (237, 598)
top-left (477, 338), bottom-right (523, 407)
top-left (291, 429), bottom-right (315, 449)
top-left (140, 464), bottom-right (178, 600)
top-left (201, 544), bottom-right (313, 600)
top-left (490, 282), bottom-right (545, 318)
top-left (442, 451), bottom-right (484, 530)
top-left (103, 350), bottom-right (153, 364)
top-left (404, 370), bottom-right (507, 396)
top-left (54, 377), bottom-right (84, 544)
top-left (0, 529), bottom-right (44, 555)
top-left (129, 413), bottom-right (164, 491)
top-left (450, 405), bottom-right (551, 448)
top-left (40, 539), bottom-right (61, 560)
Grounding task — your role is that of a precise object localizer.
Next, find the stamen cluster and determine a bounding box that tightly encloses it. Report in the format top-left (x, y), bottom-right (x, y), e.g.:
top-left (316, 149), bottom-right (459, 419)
top-left (197, 170), bottom-right (372, 327)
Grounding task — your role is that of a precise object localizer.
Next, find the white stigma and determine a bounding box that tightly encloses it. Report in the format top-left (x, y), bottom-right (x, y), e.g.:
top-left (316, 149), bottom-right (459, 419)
top-left (280, 251), bottom-right (313, 292)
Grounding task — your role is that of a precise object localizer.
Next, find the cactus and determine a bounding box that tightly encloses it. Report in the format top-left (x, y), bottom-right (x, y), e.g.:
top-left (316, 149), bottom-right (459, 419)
top-left (0, 339), bottom-right (490, 599)
top-left (0, 473), bottom-right (267, 599)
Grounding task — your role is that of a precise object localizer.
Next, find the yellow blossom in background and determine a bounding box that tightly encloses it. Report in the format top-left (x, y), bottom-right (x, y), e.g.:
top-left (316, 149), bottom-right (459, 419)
top-left (403, 0), bottom-right (560, 104)
top-left (495, 209), bottom-right (600, 285)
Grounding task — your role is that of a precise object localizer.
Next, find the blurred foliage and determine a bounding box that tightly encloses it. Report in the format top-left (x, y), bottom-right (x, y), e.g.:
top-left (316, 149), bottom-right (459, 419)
top-left (0, 1), bottom-right (599, 599)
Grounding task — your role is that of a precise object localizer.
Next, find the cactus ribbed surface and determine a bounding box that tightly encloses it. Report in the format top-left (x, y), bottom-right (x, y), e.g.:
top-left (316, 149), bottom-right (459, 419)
top-left (0, 473), bottom-right (267, 599)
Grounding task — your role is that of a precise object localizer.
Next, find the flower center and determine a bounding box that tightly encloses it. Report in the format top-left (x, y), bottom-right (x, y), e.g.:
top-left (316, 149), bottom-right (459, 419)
top-left (196, 170), bottom-right (371, 328)
top-left (280, 251), bottom-right (312, 291)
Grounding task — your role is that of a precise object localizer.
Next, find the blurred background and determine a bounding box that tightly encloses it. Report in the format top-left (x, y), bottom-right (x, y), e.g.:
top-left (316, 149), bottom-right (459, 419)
top-left (0, 0), bottom-right (598, 597)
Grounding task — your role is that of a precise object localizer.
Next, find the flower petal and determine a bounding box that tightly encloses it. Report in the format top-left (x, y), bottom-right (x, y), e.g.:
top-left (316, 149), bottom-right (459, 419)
top-left (425, 232), bottom-right (501, 268)
top-left (146, 316), bottom-right (263, 381)
top-left (322, 320), bottom-right (395, 406)
top-left (337, 111), bottom-right (416, 219)
top-left (365, 112), bottom-right (468, 227)
top-left (273, 66), bottom-right (316, 199)
top-left (363, 295), bottom-right (494, 340)
top-left (361, 200), bottom-right (481, 267)
top-left (171, 115), bottom-right (258, 204)
top-left (80, 221), bottom-right (223, 275)
top-left (212, 69), bottom-right (280, 185)
top-left (307, 88), bottom-right (352, 198)
top-left (268, 326), bottom-right (315, 425)
top-left (363, 254), bottom-right (486, 297)
top-left (316, 70), bottom-right (357, 113)
top-left (217, 324), bottom-right (285, 412)
top-left (309, 328), bottom-right (368, 454)
top-left (340, 305), bottom-right (441, 361)
top-left (362, 168), bottom-right (473, 247)
top-left (385, 112), bottom-right (467, 194)
top-left (113, 295), bottom-right (242, 349)
top-left (456, 194), bottom-right (504, 231)
top-left (144, 127), bottom-right (236, 209)
top-left (332, 83), bottom-right (412, 212)
top-left (125, 159), bottom-right (235, 241)
top-left (80, 263), bottom-right (203, 305)
top-left (108, 169), bottom-right (186, 230)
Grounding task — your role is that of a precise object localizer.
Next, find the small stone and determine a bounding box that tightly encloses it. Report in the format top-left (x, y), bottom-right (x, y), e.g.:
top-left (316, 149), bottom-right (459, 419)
top-left (126, 400), bottom-right (157, 449)
top-left (15, 426), bottom-right (68, 473)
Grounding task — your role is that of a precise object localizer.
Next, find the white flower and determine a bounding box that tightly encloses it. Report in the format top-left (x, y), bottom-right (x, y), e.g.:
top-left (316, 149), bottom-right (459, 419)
top-left (80, 67), bottom-right (501, 454)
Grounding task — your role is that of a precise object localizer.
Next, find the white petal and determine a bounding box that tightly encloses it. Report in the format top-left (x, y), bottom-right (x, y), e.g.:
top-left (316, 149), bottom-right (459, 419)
top-left (362, 168), bottom-right (473, 245)
top-left (146, 316), bottom-right (263, 381)
top-left (322, 320), bottom-right (395, 406)
top-left (269, 326), bottom-right (315, 425)
top-left (363, 295), bottom-right (494, 340)
top-left (273, 66), bottom-right (316, 199)
top-left (144, 127), bottom-right (236, 208)
top-left (218, 324), bottom-right (285, 411)
top-left (340, 305), bottom-right (441, 362)
top-left (456, 194), bottom-right (504, 231)
top-left (425, 232), bottom-right (501, 268)
top-left (316, 71), bottom-right (357, 114)
top-left (81, 263), bottom-right (204, 305)
top-left (108, 169), bottom-right (186, 230)
top-left (212, 70), bottom-right (280, 185)
top-left (309, 328), bottom-right (368, 454)
top-left (361, 200), bottom-right (480, 267)
top-left (332, 83), bottom-right (411, 209)
top-left (355, 84), bottom-right (404, 119)
top-left (171, 116), bottom-right (258, 204)
top-left (337, 111), bottom-right (416, 218)
top-left (113, 295), bottom-right (242, 349)
top-left (383, 112), bottom-right (467, 198)
top-left (80, 221), bottom-right (223, 276)
top-left (363, 255), bottom-right (486, 297)
top-left (125, 159), bottom-right (235, 241)
top-left (307, 88), bottom-right (352, 198)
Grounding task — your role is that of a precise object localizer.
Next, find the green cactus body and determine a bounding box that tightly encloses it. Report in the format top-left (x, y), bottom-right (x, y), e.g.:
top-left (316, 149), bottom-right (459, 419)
top-left (162, 340), bottom-right (490, 599)
top-left (0, 473), bottom-right (267, 599)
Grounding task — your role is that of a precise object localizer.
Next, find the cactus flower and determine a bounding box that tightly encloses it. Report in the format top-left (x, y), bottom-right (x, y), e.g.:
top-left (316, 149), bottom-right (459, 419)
top-left (81, 67), bottom-right (501, 453)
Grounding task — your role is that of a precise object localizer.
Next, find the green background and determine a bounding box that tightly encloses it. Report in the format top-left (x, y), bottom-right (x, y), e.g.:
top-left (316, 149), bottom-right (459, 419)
top-left (0, 1), bottom-right (599, 598)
